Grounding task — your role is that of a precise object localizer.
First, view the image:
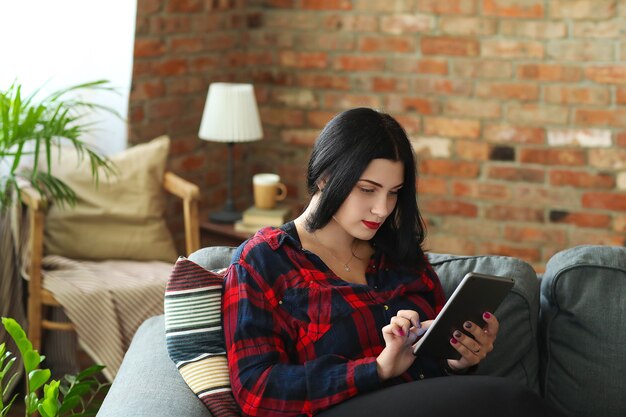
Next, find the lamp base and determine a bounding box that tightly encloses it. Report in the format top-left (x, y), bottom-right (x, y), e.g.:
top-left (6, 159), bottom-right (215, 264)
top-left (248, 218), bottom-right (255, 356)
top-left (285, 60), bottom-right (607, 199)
top-left (209, 209), bottom-right (242, 224)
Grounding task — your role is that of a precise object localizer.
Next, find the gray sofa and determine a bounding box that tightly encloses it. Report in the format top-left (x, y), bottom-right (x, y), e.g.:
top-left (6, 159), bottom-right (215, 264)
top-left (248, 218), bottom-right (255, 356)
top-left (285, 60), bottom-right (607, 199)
top-left (97, 245), bottom-right (626, 417)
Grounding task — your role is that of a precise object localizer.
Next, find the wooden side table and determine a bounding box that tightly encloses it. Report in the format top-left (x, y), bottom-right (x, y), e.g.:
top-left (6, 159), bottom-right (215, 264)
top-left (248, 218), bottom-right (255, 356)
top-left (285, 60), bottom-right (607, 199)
top-left (200, 220), bottom-right (253, 247)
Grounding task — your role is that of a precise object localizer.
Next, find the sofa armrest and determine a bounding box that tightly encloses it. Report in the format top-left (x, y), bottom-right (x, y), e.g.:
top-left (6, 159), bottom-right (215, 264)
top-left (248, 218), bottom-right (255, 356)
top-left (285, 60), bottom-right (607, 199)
top-left (98, 315), bottom-right (212, 417)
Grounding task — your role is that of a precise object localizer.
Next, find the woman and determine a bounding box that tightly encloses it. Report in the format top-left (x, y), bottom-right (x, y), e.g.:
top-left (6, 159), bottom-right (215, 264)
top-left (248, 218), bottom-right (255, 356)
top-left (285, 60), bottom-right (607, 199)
top-left (223, 108), bottom-right (563, 417)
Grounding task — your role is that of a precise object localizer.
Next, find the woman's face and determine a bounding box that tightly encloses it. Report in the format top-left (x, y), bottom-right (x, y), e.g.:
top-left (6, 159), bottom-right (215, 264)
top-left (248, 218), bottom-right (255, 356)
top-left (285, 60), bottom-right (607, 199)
top-left (331, 158), bottom-right (404, 240)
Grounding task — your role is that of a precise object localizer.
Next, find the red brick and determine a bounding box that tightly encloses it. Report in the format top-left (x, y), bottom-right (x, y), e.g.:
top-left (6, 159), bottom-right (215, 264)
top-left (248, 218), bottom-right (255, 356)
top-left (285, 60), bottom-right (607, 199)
top-left (426, 235), bottom-right (477, 256)
top-left (480, 243), bottom-right (542, 262)
top-left (520, 149), bottom-right (586, 166)
top-left (614, 215), bottom-right (626, 232)
top-left (517, 64), bottom-right (582, 82)
top-left (359, 35), bottom-right (415, 53)
top-left (439, 218), bottom-right (501, 240)
top-left (301, 0), bottom-right (352, 10)
top-left (485, 205), bottom-right (544, 222)
top-left (149, 16), bottom-right (193, 34)
top-left (455, 141), bottom-right (491, 161)
top-left (265, 11), bottom-right (320, 30)
top-left (170, 37), bottom-right (204, 53)
top-left (453, 181), bottom-right (511, 199)
top-left (424, 117), bottom-right (481, 138)
top-left (569, 231), bottom-right (625, 247)
top-left (504, 225), bottom-right (567, 245)
top-left (585, 66), bottom-right (626, 84)
top-left (307, 111), bottom-right (336, 128)
top-left (544, 85), bottom-right (610, 105)
top-left (138, 0), bottom-right (162, 14)
top-left (617, 88), bottom-right (626, 105)
top-left (134, 39), bottom-right (166, 57)
top-left (295, 33), bottom-right (355, 51)
top-left (385, 96), bottom-right (438, 114)
top-left (148, 97), bottom-right (186, 119)
top-left (414, 78), bottom-right (473, 96)
top-left (421, 36), bottom-right (480, 56)
top-left (189, 56), bottom-right (219, 72)
top-left (266, 0), bottom-right (295, 7)
top-left (487, 166), bottom-right (545, 183)
top-left (129, 105), bottom-right (145, 123)
top-left (271, 89), bottom-right (317, 108)
top-left (227, 52), bottom-right (274, 67)
top-left (394, 115), bottom-right (421, 134)
top-left (444, 98), bottom-right (500, 119)
top-left (296, 73), bottom-right (350, 90)
top-left (422, 199), bottom-right (479, 217)
top-left (483, 0), bottom-right (544, 18)
top-left (475, 82), bottom-right (539, 101)
top-left (550, 170), bottom-right (615, 189)
top-left (483, 124), bottom-right (545, 144)
top-left (260, 108), bottom-right (305, 127)
top-left (416, 59), bottom-right (449, 75)
top-left (369, 76), bottom-right (409, 92)
top-left (617, 131), bottom-right (626, 147)
top-left (575, 109), bottom-right (626, 127)
top-left (582, 192), bottom-right (626, 211)
top-left (154, 58), bottom-right (189, 76)
top-left (417, 0), bottom-right (479, 14)
top-left (281, 129), bottom-right (319, 146)
top-left (279, 51), bottom-right (328, 69)
top-left (166, 0), bottom-right (203, 12)
top-left (130, 80), bottom-right (166, 100)
top-left (323, 93), bottom-right (382, 110)
top-left (205, 34), bottom-right (239, 50)
top-left (451, 60), bottom-right (512, 79)
top-left (380, 14), bottom-right (434, 34)
top-left (419, 160), bottom-right (480, 178)
top-left (418, 177), bottom-right (448, 195)
top-left (333, 55), bottom-right (386, 72)
top-left (549, 211), bottom-right (612, 229)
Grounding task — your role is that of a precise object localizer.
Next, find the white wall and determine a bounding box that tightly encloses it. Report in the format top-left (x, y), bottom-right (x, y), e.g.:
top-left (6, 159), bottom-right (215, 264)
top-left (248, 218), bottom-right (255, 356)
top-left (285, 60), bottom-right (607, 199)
top-left (0, 0), bottom-right (137, 155)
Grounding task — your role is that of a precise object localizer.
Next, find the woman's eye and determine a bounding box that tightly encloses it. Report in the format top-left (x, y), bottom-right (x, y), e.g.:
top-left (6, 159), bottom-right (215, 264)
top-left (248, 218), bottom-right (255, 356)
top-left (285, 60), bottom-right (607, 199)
top-left (389, 190), bottom-right (399, 196)
top-left (359, 187), bottom-right (375, 193)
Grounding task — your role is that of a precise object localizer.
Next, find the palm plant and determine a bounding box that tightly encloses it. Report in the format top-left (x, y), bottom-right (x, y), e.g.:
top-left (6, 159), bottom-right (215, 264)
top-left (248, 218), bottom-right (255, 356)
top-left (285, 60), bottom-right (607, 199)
top-left (0, 80), bottom-right (118, 211)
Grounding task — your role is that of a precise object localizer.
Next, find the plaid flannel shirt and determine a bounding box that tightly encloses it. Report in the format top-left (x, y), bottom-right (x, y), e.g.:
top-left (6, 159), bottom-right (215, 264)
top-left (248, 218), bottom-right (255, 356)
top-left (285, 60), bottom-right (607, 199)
top-left (223, 224), bottom-right (446, 417)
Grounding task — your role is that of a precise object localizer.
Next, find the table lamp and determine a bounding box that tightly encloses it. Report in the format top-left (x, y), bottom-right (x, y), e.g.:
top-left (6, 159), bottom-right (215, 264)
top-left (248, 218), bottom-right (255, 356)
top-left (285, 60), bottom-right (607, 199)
top-left (199, 82), bottom-right (263, 223)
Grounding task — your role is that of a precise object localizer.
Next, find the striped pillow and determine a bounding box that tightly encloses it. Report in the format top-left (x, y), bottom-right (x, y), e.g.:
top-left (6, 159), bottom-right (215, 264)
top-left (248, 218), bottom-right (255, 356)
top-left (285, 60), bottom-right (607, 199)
top-left (164, 257), bottom-right (240, 417)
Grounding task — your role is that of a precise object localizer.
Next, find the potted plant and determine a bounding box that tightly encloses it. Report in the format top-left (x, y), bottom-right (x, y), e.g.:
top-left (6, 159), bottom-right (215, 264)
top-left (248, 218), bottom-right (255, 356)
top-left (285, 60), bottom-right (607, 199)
top-left (0, 80), bottom-right (119, 410)
top-left (0, 80), bottom-right (118, 209)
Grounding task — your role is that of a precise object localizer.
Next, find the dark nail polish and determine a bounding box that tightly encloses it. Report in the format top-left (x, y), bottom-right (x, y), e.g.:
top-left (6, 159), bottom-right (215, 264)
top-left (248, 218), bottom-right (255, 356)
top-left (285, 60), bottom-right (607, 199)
top-left (483, 312), bottom-right (492, 319)
top-left (464, 321), bottom-right (472, 329)
top-left (450, 338), bottom-right (458, 344)
top-left (453, 330), bottom-right (462, 338)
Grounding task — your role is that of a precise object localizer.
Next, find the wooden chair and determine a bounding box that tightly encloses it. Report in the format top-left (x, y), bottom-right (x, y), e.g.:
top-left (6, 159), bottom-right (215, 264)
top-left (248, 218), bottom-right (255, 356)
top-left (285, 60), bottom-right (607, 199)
top-left (21, 171), bottom-right (200, 351)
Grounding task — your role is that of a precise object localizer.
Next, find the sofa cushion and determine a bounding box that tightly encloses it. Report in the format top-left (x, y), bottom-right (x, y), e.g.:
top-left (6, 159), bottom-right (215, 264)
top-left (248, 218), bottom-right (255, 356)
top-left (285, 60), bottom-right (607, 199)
top-left (540, 245), bottom-right (626, 417)
top-left (428, 253), bottom-right (540, 392)
top-left (164, 256), bottom-right (240, 417)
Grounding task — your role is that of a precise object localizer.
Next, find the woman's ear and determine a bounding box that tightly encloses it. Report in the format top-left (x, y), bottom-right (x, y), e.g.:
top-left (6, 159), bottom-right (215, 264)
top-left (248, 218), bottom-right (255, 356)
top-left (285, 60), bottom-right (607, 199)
top-left (316, 178), bottom-right (327, 193)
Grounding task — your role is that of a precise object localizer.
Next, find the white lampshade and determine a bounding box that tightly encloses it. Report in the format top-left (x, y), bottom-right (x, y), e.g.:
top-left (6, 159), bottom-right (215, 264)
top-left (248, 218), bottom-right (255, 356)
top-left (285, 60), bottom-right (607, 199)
top-left (198, 82), bottom-right (263, 143)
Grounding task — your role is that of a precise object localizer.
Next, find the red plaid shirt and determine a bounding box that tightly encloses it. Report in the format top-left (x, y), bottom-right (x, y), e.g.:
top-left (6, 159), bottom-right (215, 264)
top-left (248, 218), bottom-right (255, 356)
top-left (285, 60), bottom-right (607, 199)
top-left (223, 224), bottom-right (446, 417)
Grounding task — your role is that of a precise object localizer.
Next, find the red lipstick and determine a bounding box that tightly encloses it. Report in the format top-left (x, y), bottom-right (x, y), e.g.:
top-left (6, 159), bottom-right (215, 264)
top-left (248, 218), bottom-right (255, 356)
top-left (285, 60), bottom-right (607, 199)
top-left (362, 220), bottom-right (381, 230)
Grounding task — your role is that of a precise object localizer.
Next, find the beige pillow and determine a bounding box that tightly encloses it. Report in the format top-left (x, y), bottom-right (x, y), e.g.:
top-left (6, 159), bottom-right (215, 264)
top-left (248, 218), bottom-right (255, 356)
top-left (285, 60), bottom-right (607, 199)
top-left (44, 136), bottom-right (178, 262)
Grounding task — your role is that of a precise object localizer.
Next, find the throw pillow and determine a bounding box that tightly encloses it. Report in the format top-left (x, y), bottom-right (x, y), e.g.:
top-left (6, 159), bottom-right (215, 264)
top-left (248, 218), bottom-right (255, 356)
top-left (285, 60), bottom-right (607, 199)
top-left (44, 136), bottom-right (177, 262)
top-left (164, 257), bottom-right (240, 417)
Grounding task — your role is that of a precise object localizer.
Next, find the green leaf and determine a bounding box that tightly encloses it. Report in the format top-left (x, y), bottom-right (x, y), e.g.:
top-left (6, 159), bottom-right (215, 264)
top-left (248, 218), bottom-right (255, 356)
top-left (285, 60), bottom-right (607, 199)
top-left (58, 394), bottom-right (81, 415)
top-left (26, 391), bottom-right (39, 415)
top-left (75, 365), bottom-right (105, 381)
top-left (0, 356), bottom-right (15, 379)
top-left (23, 350), bottom-right (41, 374)
top-left (29, 368), bottom-right (51, 392)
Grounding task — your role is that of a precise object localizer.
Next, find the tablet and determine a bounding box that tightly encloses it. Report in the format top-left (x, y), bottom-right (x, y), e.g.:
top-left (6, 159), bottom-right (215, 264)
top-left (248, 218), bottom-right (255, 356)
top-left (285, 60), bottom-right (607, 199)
top-left (412, 272), bottom-right (514, 360)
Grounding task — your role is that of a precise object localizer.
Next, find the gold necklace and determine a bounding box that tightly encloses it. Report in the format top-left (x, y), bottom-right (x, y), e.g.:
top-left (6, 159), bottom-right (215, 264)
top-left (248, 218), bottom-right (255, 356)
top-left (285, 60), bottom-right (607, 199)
top-left (311, 231), bottom-right (358, 272)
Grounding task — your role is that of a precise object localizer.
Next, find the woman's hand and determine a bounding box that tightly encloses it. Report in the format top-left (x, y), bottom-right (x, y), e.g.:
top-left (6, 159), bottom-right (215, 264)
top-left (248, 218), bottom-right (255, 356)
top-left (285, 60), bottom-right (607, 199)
top-left (376, 310), bottom-right (422, 381)
top-left (446, 312), bottom-right (499, 372)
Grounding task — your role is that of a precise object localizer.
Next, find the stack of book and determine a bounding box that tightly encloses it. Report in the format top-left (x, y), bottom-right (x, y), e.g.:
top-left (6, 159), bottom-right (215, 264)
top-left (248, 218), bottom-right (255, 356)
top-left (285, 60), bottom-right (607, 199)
top-left (234, 205), bottom-right (292, 234)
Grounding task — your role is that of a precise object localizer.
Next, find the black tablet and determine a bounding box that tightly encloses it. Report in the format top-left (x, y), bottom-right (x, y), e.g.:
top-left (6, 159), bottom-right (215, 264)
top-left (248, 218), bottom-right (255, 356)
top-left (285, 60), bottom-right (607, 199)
top-left (412, 272), bottom-right (514, 360)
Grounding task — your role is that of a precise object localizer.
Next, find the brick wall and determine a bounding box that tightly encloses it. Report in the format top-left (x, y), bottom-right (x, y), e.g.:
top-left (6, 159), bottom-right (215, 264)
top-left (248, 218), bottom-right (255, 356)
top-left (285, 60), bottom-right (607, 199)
top-left (132, 0), bottom-right (626, 271)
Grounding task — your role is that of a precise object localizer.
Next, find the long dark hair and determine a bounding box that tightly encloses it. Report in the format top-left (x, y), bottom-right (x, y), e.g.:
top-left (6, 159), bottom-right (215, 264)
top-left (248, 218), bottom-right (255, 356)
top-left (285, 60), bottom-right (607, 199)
top-left (305, 107), bottom-right (427, 270)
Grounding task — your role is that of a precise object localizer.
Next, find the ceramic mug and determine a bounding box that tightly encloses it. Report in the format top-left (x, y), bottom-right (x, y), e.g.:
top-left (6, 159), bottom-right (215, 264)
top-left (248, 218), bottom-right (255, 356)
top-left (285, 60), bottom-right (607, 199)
top-left (253, 173), bottom-right (287, 209)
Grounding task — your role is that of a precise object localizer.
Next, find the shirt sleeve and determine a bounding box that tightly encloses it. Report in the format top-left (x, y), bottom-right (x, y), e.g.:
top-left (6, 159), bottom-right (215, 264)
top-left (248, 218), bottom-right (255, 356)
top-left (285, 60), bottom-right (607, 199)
top-left (223, 261), bottom-right (380, 417)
